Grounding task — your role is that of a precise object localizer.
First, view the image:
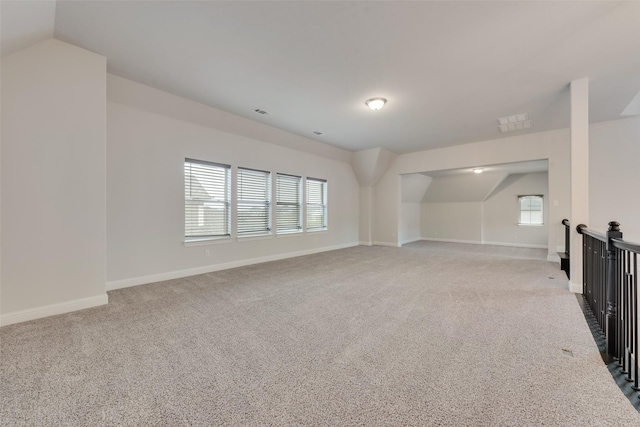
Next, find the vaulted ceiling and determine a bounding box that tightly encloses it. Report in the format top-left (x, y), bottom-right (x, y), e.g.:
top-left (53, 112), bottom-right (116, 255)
top-left (3, 1), bottom-right (640, 154)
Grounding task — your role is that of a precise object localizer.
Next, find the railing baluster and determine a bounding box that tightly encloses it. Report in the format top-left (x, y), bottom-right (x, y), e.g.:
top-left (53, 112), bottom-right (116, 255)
top-left (576, 221), bottom-right (640, 399)
top-left (627, 251), bottom-right (632, 380)
top-left (623, 250), bottom-right (630, 375)
top-left (632, 253), bottom-right (640, 391)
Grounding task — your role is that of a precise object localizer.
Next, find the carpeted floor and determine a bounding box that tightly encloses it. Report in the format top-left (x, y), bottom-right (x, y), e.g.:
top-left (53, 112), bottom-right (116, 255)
top-left (1, 241), bottom-right (639, 426)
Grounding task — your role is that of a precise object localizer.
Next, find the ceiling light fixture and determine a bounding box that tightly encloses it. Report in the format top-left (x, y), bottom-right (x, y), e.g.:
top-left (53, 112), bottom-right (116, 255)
top-left (497, 113), bottom-right (532, 133)
top-left (365, 97), bottom-right (387, 111)
top-left (473, 168), bottom-right (484, 174)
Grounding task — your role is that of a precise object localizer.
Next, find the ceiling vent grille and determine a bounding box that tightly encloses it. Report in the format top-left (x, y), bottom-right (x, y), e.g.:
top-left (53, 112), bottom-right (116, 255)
top-left (313, 131), bottom-right (323, 135)
top-left (497, 113), bottom-right (532, 133)
top-left (253, 108), bottom-right (271, 116)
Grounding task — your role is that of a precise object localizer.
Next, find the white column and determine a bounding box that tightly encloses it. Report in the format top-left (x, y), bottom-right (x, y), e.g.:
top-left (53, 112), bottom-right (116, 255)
top-left (569, 77), bottom-right (589, 293)
top-left (359, 186), bottom-right (374, 245)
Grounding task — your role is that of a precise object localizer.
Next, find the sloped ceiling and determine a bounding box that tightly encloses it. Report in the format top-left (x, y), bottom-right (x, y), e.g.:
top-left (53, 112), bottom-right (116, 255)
top-left (422, 172), bottom-right (509, 203)
top-left (420, 160), bottom-right (549, 203)
top-left (48, 1), bottom-right (640, 154)
top-left (3, 2), bottom-right (640, 154)
top-left (401, 174), bottom-right (432, 203)
top-left (0, 1), bottom-right (56, 57)
top-left (351, 148), bottom-right (397, 187)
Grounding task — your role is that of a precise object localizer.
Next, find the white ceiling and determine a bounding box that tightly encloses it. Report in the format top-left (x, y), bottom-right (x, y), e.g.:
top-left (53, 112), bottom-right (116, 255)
top-left (4, 1), bottom-right (640, 154)
top-left (0, 1), bottom-right (55, 57)
top-left (422, 159), bottom-right (548, 178)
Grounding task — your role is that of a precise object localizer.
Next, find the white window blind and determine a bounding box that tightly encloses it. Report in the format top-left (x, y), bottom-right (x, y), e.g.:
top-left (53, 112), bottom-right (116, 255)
top-left (518, 195), bottom-right (543, 225)
top-left (276, 173), bottom-right (302, 233)
top-left (306, 178), bottom-right (327, 231)
top-left (184, 159), bottom-right (230, 239)
top-left (237, 167), bottom-right (271, 235)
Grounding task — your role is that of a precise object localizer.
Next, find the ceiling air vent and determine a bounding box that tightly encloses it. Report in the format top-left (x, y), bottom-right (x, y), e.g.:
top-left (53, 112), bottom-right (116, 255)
top-left (253, 108), bottom-right (271, 116)
top-left (497, 113), bottom-right (532, 133)
top-left (313, 131), bottom-right (323, 135)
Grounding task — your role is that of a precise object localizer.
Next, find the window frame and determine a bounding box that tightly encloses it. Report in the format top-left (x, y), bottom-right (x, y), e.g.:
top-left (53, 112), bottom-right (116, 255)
top-left (306, 177), bottom-right (328, 232)
top-left (276, 173), bottom-right (303, 234)
top-left (184, 158), bottom-right (231, 242)
top-left (237, 167), bottom-right (272, 237)
top-left (517, 194), bottom-right (544, 226)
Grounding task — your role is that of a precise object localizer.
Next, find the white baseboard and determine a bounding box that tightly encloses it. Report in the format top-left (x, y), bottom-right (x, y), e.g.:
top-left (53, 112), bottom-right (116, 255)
top-left (569, 280), bottom-right (583, 294)
top-left (421, 237), bottom-right (483, 245)
top-left (421, 237), bottom-right (547, 250)
top-left (400, 238), bottom-right (422, 246)
top-left (107, 242), bottom-right (359, 291)
top-left (359, 241), bottom-right (372, 246)
top-left (547, 253), bottom-right (561, 263)
top-left (482, 241), bottom-right (548, 249)
top-left (1, 293), bottom-right (109, 327)
top-left (372, 241), bottom-right (401, 248)
top-left (556, 245), bottom-right (566, 253)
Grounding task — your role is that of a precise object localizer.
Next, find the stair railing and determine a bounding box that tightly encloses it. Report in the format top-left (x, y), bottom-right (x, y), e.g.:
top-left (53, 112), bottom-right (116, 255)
top-left (577, 221), bottom-right (640, 392)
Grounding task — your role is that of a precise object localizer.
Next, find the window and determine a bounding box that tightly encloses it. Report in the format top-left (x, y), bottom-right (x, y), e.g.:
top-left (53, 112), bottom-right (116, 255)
top-left (518, 195), bottom-right (543, 225)
top-left (237, 167), bottom-right (271, 235)
top-left (276, 173), bottom-right (302, 233)
top-left (184, 159), bottom-right (230, 239)
top-left (306, 178), bottom-right (327, 231)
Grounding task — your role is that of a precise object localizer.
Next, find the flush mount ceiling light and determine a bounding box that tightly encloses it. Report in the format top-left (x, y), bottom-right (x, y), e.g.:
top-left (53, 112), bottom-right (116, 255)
top-left (473, 168), bottom-right (484, 174)
top-left (497, 113), bottom-right (532, 133)
top-left (365, 97), bottom-right (387, 111)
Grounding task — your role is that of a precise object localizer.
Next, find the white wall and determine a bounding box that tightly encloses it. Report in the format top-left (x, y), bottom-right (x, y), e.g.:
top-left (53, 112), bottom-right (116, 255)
top-left (421, 202), bottom-right (483, 243)
top-left (420, 173), bottom-right (548, 248)
top-left (399, 174), bottom-right (431, 245)
top-left (400, 203), bottom-right (421, 244)
top-left (421, 172), bottom-right (507, 203)
top-left (1, 39), bottom-right (107, 324)
top-left (482, 172), bottom-right (549, 247)
top-left (106, 77), bottom-right (359, 287)
top-left (590, 116), bottom-right (640, 241)
top-left (373, 128), bottom-right (571, 260)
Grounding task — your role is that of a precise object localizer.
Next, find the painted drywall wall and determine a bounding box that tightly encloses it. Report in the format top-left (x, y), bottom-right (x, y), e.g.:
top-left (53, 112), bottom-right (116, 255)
top-left (421, 202), bottom-right (483, 243)
top-left (399, 174), bottom-right (431, 245)
top-left (353, 148), bottom-right (397, 244)
top-left (420, 173), bottom-right (549, 248)
top-left (359, 187), bottom-right (373, 245)
top-left (422, 172), bottom-right (508, 203)
top-left (1, 39), bottom-right (107, 324)
top-left (106, 77), bottom-right (359, 287)
top-left (401, 174), bottom-right (432, 203)
top-left (400, 203), bottom-right (421, 245)
top-left (373, 128), bottom-right (571, 259)
top-left (482, 172), bottom-right (549, 247)
top-left (590, 116), bottom-right (640, 241)
top-left (107, 75), bottom-right (350, 164)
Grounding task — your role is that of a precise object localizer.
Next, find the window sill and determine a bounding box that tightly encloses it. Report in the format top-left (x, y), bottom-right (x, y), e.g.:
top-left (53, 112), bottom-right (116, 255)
top-left (183, 236), bottom-right (233, 247)
top-left (238, 233), bottom-right (274, 242)
top-left (306, 229), bottom-right (328, 234)
top-left (517, 223), bottom-right (545, 227)
top-left (276, 230), bottom-right (304, 238)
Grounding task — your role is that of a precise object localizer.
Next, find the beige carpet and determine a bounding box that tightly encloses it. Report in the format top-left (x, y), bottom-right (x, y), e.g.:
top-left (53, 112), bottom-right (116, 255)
top-left (1, 241), bottom-right (638, 426)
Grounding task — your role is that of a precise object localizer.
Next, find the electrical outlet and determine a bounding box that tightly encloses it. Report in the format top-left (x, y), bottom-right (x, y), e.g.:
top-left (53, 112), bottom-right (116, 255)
top-left (205, 250), bottom-right (210, 257)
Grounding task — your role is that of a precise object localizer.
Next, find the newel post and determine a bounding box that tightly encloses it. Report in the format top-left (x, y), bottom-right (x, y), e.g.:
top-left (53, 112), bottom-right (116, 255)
top-left (605, 221), bottom-right (622, 357)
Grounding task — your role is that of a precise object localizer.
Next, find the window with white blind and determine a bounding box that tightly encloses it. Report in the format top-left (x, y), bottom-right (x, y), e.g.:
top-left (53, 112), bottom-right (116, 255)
top-left (237, 167), bottom-right (271, 235)
top-left (306, 178), bottom-right (327, 231)
top-left (276, 173), bottom-right (302, 233)
top-left (518, 195), bottom-right (543, 225)
top-left (184, 159), bottom-right (230, 239)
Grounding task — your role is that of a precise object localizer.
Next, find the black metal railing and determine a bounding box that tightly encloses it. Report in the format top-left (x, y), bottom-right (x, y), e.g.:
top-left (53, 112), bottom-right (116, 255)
top-left (561, 219), bottom-right (571, 278)
top-left (577, 221), bottom-right (640, 392)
